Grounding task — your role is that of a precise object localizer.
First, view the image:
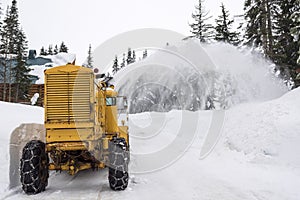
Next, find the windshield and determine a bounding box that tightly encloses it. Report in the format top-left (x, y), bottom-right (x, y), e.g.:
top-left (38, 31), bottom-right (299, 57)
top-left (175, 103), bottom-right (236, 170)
top-left (106, 97), bottom-right (116, 106)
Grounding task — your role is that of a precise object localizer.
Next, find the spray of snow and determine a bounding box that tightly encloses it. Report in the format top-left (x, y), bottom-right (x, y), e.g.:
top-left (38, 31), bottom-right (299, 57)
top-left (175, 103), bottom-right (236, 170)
top-left (114, 40), bottom-right (288, 113)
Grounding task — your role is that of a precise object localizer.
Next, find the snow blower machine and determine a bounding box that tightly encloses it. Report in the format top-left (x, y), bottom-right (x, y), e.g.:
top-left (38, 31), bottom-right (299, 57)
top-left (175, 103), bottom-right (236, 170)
top-left (19, 64), bottom-right (130, 194)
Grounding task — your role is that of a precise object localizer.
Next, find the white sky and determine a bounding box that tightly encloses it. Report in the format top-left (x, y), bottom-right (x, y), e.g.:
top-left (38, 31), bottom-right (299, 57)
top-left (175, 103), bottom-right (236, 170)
top-left (1, 0), bottom-right (244, 63)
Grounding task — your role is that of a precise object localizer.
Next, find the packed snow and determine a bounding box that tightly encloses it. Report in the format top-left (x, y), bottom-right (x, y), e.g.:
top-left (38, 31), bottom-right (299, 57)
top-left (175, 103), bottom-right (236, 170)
top-left (0, 88), bottom-right (299, 199)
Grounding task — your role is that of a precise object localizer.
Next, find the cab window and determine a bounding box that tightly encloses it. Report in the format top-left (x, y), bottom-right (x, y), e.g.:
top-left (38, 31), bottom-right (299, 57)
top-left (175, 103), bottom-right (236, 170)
top-left (106, 97), bottom-right (116, 106)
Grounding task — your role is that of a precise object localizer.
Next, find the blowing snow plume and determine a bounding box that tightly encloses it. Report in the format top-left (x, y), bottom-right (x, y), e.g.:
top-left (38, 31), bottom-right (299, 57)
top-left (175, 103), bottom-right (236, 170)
top-left (114, 40), bottom-right (288, 113)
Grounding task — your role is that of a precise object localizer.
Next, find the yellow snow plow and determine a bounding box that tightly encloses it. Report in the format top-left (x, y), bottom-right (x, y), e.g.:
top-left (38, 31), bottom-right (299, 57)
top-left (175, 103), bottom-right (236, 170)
top-left (20, 64), bottom-right (129, 194)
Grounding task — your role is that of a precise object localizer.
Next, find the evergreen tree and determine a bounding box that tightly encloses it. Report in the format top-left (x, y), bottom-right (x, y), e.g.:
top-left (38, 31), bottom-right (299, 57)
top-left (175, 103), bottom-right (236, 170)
top-left (0, 7), bottom-right (10, 101)
top-left (189, 0), bottom-right (214, 42)
top-left (243, 0), bottom-right (299, 83)
top-left (0, 1), bottom-right (21, 101)
top-left (273, 0), bottom-right (300, 78)
top-left (291, 10), bottom-right (300, 65)
top-left (214, 3), bottom-right (240, 45)
top-left (13, 29), bottom-right (30, 102)
top-left (126, 48), bottom-right (133, 65)
top-left (6, 0), bottom-right (19, 54)
top-left (40, 46), bottom-right (47, 55)
top-left (53, 44), bottom-right (58, 55)
top-left (86, 44), bottom-right (93, 68)
top-left (120, 53), bottom-right (126, 68)
top-left (132, 50), bottom-right (136, 63)
top-left (244, 0), bottom-right (261, 46)
top-left (112, 56), bottom-right (119, 75)
top-left (243, 0), bottom-right (274, 56)
top-left (59, 41), bottom-right (68, 53)
top-left (143, 49), bottom-right (148, 59)
top-left (48, 45), bottom-right (53, 55)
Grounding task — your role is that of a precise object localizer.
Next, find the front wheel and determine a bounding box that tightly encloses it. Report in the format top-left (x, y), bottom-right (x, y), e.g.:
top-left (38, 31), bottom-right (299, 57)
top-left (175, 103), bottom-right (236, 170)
top-left (108, 138), bottom-right (129, 190)
top-left (20, 140), bottom-right (49, 194)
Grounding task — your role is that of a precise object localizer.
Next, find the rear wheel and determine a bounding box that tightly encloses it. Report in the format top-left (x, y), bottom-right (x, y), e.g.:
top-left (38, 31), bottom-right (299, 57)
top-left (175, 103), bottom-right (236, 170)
top-left (108, 138), bottom-right (129, 190)
top-left (20, 140), bottom-right (49, 194)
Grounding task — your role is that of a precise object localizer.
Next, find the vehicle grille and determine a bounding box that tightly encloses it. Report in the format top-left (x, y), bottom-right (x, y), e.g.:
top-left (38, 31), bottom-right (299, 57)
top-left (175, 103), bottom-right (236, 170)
top-left (46, 72), bottom-right (93, 123)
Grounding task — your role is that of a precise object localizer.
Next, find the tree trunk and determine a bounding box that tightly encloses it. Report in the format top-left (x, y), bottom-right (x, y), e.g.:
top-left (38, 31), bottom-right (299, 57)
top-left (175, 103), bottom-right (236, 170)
top-left (15, 83), bottom-right (19, 103)
top-left (3, 61), bottom-right (7, 101)
top-left (261, 0), bottom-right (269, 55)
top-left (8, 58), bottom-right (12, 102)
top-left (266, 0), bottom-right (274, 56)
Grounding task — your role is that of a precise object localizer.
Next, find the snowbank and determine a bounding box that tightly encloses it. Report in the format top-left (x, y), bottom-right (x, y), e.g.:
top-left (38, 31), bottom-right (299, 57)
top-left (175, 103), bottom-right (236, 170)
top-left (0, 102), bottom-right (43, 196)
top-left (221, 87), bottom-right (300, 167)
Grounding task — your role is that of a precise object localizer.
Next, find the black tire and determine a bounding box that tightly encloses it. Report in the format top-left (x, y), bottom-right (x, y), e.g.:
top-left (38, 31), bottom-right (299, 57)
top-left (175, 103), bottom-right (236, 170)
top-left (20, 140), bottom-right (49, 195)
top-left (108, 138), bottom-right (129, 191)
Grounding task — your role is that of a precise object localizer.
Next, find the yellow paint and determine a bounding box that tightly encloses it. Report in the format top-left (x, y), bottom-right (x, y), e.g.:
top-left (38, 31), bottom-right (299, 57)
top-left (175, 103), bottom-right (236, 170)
top-left (46, 142), bottom-right (87, 151)
top-left (119, 126), bottom-right (129, 143)
top-left (46, 128), bottom-right (94, 142)
top-left (103, 138), bottom-right (109, 150)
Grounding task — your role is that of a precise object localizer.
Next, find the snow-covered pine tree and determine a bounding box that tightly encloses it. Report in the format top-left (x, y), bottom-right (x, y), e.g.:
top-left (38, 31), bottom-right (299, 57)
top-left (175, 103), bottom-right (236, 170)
top-left (112, 56), bottom-right (119, 75)
top-left (214, 3), bottom-right (240, 45)
top-left (86, 44), bottom-right (93, 68)
top-left (0, 1), bottom-right (21, 101)
top-left (290, 1), bottom-right (300, 76)
top-left (143, 49), bottom-right (148, 59)
top-left (59, 42), bottom-right (68, 53)
top-left (13, 28), bottom-right (30, 102)
top-left (126, 48), bottom-right (133, 65)
top-left (244, 0), bottom-right (261, 47)
top-left (48, 45), bottom-right (53, 55)
top-left (291, 8), bottom-right (300, 65)
top-left (40, 46), bottom-right (47, 55)
top-left (189, 0), bottom-right (214, 42)
top-left (243, 0), bottom-right (274, 56)
top-left (273, 0), bottom-right (300, 79)
top-left (53, 45), bottom-right (58, 55)
top-left (0, 7), bottom-right (10, 101)
top-left (6, 0), bottom-right (19, 55)
top-left (132, 50), bottom-right (136, 63)
top-left (120, 53), bottom-right (126, 68)
top-left (0, 5), bottom-right (3, 100)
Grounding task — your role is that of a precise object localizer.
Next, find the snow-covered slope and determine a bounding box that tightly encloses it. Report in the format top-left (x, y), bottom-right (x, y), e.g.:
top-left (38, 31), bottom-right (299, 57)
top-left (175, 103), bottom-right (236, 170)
top-left (222, 89), bottom-right (300, 167)
top-left (0, 88), bottom-right (299, 200)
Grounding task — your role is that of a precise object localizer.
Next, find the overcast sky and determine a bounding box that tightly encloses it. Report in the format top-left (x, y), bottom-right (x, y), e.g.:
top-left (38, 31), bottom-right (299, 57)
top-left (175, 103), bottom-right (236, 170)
top-left (1, 0), bottom-right (244, 63)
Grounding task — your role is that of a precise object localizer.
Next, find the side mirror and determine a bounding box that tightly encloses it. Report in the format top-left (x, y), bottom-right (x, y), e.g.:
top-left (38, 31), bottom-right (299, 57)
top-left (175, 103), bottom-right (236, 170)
top-left (117, 97), bottom-right (128, 110)
top-left (123, 98), bottom-right (128, 108)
